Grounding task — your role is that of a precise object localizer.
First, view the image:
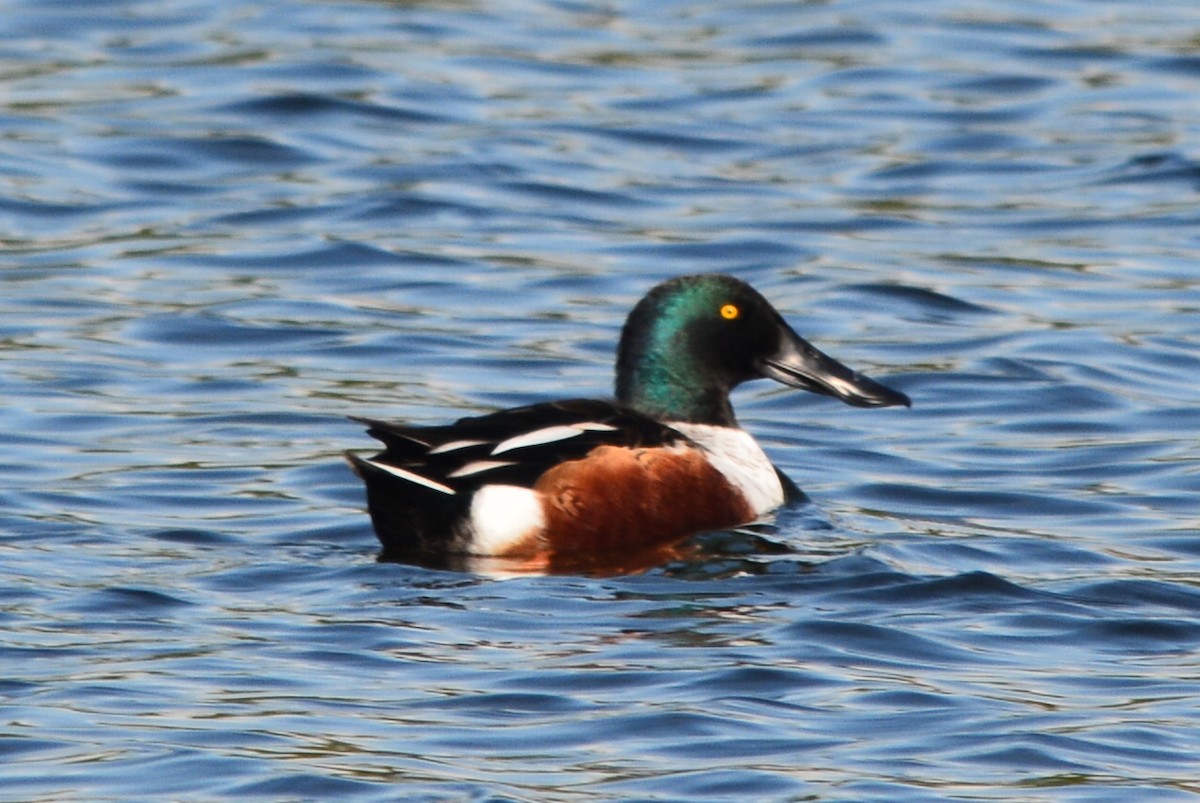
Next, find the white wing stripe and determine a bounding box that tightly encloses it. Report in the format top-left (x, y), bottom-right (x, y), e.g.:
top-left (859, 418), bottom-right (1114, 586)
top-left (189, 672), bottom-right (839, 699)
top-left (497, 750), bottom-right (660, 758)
top-left (428, 439), bottom-right (488, 455)
top-left (577, 422), bottom-right (618, 432)
top-left (366, 459), bottom-right (456, 495)
top-left (491, 425), bottom-right (587, 455)
top-left (447, 460), bottom-right (517, 478)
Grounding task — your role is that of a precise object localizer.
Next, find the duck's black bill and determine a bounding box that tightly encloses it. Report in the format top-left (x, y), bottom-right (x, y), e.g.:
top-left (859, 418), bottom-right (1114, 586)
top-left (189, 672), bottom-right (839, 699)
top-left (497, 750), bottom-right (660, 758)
top-left (759, 334), bottom-right (911, 409)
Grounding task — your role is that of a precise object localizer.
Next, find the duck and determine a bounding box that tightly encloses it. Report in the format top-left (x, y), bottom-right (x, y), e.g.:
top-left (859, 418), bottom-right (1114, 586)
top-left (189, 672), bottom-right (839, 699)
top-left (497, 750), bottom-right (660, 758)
top-left (347, 274), bottom-right (910, 572)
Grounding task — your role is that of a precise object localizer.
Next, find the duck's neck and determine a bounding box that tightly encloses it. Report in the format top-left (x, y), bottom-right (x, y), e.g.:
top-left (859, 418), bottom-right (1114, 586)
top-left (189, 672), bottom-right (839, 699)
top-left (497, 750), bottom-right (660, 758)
top-left (615, 362), bottom-right (737, 426)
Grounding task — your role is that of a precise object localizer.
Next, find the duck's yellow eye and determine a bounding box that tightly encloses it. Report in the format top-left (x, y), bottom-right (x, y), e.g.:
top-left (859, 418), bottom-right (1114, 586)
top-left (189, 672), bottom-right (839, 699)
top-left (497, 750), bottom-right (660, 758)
top-left (720, 303), bottom-right (740, 320)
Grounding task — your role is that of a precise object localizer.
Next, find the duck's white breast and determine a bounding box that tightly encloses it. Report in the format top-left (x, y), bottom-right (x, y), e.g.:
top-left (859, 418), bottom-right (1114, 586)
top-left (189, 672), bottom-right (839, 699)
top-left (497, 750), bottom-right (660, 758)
top-left (668, 422), bottom-right (785, 516)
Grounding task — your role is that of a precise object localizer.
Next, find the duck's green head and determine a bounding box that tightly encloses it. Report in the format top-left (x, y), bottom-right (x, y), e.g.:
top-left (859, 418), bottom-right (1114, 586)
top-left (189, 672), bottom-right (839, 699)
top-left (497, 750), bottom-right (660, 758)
top-left (615, 274), bottom-right (910, 425)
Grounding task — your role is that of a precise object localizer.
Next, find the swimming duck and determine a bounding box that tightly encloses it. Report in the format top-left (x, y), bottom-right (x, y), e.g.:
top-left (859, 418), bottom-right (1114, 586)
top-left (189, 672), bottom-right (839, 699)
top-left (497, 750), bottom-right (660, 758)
top-left (348, 274), bottom-right (909, 571)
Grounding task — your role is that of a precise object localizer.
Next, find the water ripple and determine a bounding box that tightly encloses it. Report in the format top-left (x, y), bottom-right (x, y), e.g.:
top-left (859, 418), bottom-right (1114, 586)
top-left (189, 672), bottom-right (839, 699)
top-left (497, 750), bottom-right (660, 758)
top-left (3, 0), bottom-right (1200, 799)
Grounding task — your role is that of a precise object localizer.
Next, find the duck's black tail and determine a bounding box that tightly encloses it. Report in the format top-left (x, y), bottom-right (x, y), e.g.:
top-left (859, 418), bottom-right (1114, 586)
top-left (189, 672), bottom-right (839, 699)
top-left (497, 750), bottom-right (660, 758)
top-left (345, 452), bottom-right (465, 559)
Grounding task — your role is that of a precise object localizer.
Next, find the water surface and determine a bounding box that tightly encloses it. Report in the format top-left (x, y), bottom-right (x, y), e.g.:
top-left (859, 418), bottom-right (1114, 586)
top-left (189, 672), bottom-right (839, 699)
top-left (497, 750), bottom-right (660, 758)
top-left (2, 0), bottom-right (1200, 799)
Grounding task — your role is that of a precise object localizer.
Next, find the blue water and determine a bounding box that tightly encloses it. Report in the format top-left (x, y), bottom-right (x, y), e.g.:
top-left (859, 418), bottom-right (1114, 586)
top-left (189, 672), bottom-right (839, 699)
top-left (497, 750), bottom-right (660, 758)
top-left (3, 0), bottom-right (1200, 798)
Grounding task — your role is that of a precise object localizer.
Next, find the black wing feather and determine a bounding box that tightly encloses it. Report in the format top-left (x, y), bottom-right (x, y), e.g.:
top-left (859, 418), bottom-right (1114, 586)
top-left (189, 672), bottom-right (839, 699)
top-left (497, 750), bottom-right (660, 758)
top-left (353, 398), bottom-right (689, 494)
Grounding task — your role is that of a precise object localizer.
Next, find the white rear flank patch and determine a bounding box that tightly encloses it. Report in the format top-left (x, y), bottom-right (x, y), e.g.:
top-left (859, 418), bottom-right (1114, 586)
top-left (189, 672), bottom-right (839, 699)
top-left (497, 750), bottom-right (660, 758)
top-left (668, 423), bottom-right (784, 515)
top-left (428, 438), bottom-right (489, 455)
top-left (447, 460), bottom-right (517, 478)
top-left (491, 424), bottom-right (595, 455)
top-left (468, 484), bottom-right (545, 555)
top-left (365, 459), bottom-right (455, 495)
